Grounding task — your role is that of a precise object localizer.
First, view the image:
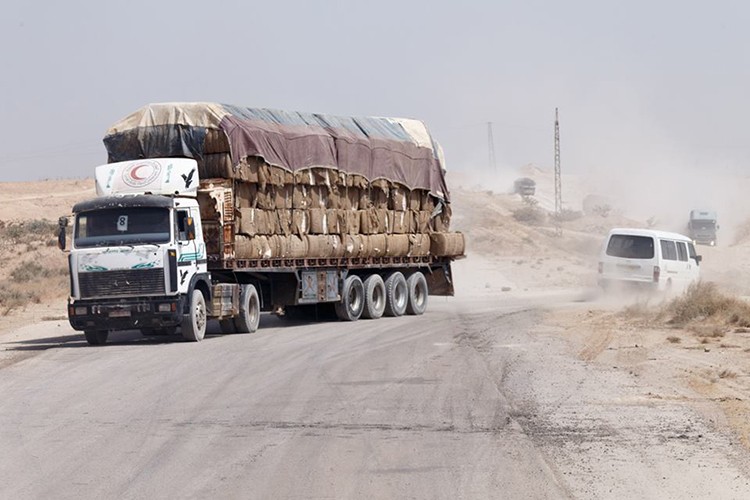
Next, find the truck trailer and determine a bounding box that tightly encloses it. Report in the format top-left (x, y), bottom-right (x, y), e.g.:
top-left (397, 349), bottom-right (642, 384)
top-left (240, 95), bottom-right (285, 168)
top-left (60, 103), bottom-right (465, 345)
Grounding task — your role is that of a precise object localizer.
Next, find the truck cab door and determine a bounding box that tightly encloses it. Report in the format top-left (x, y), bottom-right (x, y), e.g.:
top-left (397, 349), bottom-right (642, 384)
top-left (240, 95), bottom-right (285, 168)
top-left (176, 209), bottom-right (200, 290)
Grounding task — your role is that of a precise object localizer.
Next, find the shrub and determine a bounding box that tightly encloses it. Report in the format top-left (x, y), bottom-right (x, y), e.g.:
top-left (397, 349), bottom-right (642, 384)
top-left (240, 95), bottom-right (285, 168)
top-left (10, 261), bottom-right (55, 283)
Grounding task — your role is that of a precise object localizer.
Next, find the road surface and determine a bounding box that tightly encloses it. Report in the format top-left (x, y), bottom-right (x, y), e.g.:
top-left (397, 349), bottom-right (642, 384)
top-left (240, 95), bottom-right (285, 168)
top-left (1, 289), bottom-right (749, 499)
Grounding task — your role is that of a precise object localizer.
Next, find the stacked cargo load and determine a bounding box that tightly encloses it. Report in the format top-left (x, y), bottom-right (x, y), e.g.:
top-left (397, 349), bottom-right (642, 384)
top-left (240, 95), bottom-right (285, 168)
top-left (103, 102), bottom-right (465, 263)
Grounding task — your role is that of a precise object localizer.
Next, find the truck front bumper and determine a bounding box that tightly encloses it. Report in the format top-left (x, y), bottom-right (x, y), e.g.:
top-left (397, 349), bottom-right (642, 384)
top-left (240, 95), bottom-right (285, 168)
top-left (68, 296), bottom-right (186, 332)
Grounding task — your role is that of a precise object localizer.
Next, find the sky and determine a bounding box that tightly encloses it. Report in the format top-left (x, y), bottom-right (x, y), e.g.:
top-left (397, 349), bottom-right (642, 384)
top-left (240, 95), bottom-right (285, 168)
top-left (2, 0), bottom-right (750, 185)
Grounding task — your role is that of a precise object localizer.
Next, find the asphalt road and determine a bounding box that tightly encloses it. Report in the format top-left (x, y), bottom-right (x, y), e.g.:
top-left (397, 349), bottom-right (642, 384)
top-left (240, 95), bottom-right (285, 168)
top-left (1, 291), bottom-right (749, 499)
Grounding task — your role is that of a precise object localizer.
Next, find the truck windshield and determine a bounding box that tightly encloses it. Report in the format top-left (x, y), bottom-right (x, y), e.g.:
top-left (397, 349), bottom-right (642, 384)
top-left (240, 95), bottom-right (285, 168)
top-left (74, 207), bottom-right (170, 248)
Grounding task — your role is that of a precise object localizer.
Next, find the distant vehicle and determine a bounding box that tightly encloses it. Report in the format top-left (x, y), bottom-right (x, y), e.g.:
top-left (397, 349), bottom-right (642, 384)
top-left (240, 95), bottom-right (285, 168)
top-left (687, 209), bottom-right (719, 246)
top-left (513, 177), bottom-right (536, 196)
top-left (598, 228), bottom-right (701, 293)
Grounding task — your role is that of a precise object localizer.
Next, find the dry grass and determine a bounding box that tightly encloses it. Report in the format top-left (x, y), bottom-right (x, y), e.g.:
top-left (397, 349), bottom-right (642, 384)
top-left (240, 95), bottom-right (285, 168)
top-left (0, 220), bottom-right (69, 315)
top-left (667, 336), bottom-right (681, 344)
top-left (662, 282), bottom-right (750, 327)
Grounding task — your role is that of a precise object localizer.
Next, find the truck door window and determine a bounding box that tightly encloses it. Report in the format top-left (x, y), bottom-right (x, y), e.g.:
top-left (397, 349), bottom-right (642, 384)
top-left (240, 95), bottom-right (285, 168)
top-left (676, 242), bottom-right (688, 262)
top-left (660, 240), bottom-right (677, 261)
top-left (177, 210), bottom-right (189, 241)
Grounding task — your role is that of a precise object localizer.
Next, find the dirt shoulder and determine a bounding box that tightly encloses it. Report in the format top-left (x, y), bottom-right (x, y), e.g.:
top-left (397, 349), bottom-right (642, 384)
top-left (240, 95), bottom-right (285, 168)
top-left (545, 299), bottom-right (750, 450)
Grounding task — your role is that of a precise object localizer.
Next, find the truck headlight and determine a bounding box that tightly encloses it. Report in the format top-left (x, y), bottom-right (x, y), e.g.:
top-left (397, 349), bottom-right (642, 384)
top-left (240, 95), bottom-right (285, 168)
top-left (74, 306), bottom-right (87, 316)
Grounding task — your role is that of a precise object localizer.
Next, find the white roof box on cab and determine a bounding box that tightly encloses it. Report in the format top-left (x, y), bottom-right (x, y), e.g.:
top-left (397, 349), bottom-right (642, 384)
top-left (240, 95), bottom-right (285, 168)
top-left (95, 158), bottom-right (199, 197)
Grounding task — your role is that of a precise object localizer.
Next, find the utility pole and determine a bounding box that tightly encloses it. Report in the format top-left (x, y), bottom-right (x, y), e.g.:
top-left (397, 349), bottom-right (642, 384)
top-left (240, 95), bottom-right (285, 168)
top-left (487, 122), bottom-right (496, 172)
top-left (554, 108), bottom-right (562, 236)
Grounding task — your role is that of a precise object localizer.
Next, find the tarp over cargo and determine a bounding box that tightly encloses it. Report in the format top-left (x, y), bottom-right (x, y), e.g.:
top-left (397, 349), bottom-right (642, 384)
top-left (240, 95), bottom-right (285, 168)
top-left (104, 102), bottom-right (449, 201)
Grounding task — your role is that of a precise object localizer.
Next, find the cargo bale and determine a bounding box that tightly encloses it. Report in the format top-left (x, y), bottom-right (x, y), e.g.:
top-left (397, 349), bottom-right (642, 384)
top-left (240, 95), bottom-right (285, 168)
top-left (309, 208), bottom-right (328, 235)
top-left (429, 232), bottom-right (465, 257)
top-left (432, 203), bottom-right (452, 232)
top-left (277, 209), bottom-right (293, 236)
top-left (367, 234), bottom-right (387, 257)
top-left (310, 185), bottom-right (329, 208)
top-left (408, 233), bottom-right (431, 256)
top-left (201, 153), bottom-right (234, 179)
top-left (292, 210), bottom-right (309, 236)
top-left (235, 182), bottom-right (258, 209)
top-left (239, 208), bottom-right (270, 236)
top-left (385, 234), bottom-right (410, 256)
top-left (292, 184), bottom-right (311, 209)
top-left (408, 189), bottom-right (422, 211)
top-left (421, 191), bottom-right (437, 212)
top-left (204, 128), bottom-right (230, 154)
top-left (274, 184), bottom-right (293, 209)
top-left (389, 211), bottom-right (411, 234)
top-left (255, 185), bottom-right (276, 210)
top-left (342, 234), bottom-right (365, 257)
top-left (389, 184), bottom-right (409, 211)
top-left (413, 210), bottom-right (432, 234)
top-left (235, 235), bottom-right (272, 259)
top-left (236, 156), bottom-right (262, 183)
top-left (326, 208), bottom-right (339, 234)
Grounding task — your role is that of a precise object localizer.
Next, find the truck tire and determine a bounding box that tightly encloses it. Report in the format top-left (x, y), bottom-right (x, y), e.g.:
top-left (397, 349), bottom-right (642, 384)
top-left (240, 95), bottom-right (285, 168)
top-left (384, 272), bottom-right (408, 317)
top-left (362, 274), bottom-right (386, 319)
top-left (406, 272), bottom-right (429, 315)
top-left (84, 330), bottom-right (108, 346)
top-left (234, 284), bottom-right (260, 333)
top-left (335, 275), bottom-right (364, 321)
top-left (182, 291), bottom-right (207, 341)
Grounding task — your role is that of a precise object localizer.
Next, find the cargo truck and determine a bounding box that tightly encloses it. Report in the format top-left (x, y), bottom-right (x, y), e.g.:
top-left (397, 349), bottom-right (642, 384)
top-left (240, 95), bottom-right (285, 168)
top-left (60, 103), bottom-right (465, 345)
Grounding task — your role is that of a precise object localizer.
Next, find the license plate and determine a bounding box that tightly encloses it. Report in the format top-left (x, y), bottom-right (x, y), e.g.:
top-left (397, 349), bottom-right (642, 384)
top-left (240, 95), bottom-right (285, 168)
top-left (109, 310), bottom-right (131, 318)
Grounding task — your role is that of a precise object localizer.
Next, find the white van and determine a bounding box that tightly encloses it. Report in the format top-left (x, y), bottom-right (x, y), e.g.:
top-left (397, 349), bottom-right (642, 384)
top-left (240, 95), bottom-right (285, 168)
top-left (598, 228), bottom-right (702, 292)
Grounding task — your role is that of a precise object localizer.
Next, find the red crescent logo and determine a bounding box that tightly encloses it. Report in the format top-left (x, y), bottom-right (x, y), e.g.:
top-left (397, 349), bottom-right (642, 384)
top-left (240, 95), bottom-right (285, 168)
top-left (130, 165), bottom-right (147, 181)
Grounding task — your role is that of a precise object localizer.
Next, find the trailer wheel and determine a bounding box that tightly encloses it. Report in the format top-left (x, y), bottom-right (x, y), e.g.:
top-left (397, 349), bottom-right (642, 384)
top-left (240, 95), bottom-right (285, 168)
top-left (182, 291), bottom-right (207, 341)
top-left (234, 284), bottom-right (260, 333)
top-left (335, 275), bottom-right (364, 321)
top-left (362, 274), bottom-right (386, 319)
top-left (406, 272), bottom-right (429, 315)
top-left (384, 272), bottom-right (408, 317)
top-left (84, 330), bottom-right (108, 346)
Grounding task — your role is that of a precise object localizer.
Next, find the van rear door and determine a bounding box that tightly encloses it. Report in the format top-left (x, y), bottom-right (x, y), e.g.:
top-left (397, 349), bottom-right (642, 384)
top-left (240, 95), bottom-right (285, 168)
top-left (603, 234), bottom-right (656, 282)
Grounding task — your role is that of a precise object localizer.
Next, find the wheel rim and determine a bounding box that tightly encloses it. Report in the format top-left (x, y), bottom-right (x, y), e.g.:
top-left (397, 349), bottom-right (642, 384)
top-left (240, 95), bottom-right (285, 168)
top-left (396, 281), bottom-right (407, 308)
top-left (196, 298), bottom-right (206, 331)
top-left (373, 284), bottom-right (384, 309)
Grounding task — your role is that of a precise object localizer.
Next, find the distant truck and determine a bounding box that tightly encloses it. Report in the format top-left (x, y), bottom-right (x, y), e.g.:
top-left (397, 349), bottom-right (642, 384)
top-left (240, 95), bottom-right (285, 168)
top-left (513, 177), bottom-right (536, 196)
top-left (59, 103), bottom-right (465, 345)
top-left (687, 210), bottom-right (719, 246)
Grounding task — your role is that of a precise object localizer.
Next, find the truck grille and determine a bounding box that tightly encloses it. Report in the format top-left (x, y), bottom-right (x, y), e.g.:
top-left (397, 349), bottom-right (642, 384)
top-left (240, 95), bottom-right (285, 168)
top-left (79, 269), bottom-right (165, 298)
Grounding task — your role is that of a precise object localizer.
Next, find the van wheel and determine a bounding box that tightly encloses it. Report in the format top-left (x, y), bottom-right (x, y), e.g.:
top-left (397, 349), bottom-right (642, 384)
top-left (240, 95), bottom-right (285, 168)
top-left (362, 274), bottom-right (386, 319)
top-left (335, 275), bottom-right (365, 321)
top-left (182, 291), bottom-right (207, 341)
top-left (234, 284), bottom-right (261, 333)
top-left (384, 272), bottom-right (408, 317)
top-left (406, 272), bottom-right (429, 315)
top-left (84, 330), bottom-right (108, 345)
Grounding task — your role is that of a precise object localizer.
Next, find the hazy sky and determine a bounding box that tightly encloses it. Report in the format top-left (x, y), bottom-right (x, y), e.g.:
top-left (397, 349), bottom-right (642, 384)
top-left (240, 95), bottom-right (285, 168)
top-left (2, 0), bottom-right (749, 182)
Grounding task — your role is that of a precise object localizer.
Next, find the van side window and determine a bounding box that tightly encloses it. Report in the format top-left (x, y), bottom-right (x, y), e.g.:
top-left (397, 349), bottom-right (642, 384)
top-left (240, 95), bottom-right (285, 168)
top-left (676, 242), bottom-right (688, 262)
top-left (660, 240), bottom-right (677, 261)
top-left (688, 242), bottom-right (699, 264)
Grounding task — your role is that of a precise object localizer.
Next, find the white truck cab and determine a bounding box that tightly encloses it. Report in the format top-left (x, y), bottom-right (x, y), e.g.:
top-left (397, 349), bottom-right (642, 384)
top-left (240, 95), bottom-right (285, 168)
top-left (63, 158), bottom-right (214, 344)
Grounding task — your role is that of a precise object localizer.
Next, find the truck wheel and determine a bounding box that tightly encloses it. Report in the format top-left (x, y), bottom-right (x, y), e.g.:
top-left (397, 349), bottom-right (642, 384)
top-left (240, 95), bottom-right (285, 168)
top-left (335, 275), bottom-right (364, 321)
top-left (362, 274), bottom-right (386, 319)
top-left (384, 272), bottom-right (408, 317)
top-left (406, 272), bottom-right (429, 315)
top-left (182, 291), bottom-right (207, 341)
top-left (84, 330), bottom-right (108, 345)
top-left (234, 284), bottom-right (260, 333)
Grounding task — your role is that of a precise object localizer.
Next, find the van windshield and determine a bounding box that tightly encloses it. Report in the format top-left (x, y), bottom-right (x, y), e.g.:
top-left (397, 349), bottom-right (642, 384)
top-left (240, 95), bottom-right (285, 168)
top-left (606, 235), bottom-right (655, 259)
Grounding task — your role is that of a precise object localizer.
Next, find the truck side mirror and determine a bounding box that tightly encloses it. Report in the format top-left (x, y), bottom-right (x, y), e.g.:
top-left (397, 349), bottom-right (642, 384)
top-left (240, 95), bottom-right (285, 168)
top-left (57, 216), bottom-right (69, 250)
top-left (695, 255), bottom-right (702, 264)
top-left (186, 217), bottom-right (196, 241)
